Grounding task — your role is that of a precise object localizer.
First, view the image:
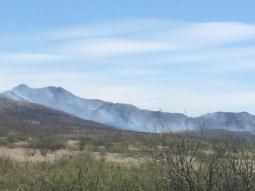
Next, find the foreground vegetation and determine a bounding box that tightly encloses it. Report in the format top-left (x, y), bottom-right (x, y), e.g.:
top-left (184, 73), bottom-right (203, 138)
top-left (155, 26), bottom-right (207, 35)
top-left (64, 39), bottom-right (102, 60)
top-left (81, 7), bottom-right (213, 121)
top-left (1, 129), bottom-right (255, 190)
top-left (0, 153), bottom-right (153, 191)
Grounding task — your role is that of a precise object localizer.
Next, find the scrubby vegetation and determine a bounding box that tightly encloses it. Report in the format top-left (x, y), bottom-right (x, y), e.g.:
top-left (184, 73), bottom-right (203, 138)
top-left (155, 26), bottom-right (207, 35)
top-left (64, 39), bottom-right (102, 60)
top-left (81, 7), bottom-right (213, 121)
top-left (1, 128), bottom-right (255, 190)
top-left (149, 131), bottom-right (255, 191)
top-left (0, 153), bottom-right (154, 191)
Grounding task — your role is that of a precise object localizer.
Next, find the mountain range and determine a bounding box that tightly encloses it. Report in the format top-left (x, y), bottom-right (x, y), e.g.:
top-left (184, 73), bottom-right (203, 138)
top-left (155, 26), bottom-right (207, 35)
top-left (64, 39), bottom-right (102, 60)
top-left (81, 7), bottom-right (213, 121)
top-left (1, 84), bottom-right (255, 134)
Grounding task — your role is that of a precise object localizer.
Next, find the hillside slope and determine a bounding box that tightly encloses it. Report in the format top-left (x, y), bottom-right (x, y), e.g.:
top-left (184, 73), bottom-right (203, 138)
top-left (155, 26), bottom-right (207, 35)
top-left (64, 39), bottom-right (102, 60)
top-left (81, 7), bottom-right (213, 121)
top-left (0, 97), bottom-right (114, 135)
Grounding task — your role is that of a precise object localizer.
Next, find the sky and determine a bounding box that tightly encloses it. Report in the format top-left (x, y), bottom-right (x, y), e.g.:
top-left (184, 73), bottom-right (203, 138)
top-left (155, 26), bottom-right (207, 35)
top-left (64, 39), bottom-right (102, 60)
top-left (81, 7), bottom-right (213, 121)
top-left (1, 0), bottom-right (255, 116)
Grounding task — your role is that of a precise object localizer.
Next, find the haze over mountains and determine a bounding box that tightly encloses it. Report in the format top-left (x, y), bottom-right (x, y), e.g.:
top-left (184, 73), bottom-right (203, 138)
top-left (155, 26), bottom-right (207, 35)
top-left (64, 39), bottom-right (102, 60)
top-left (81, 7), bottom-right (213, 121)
top-left (0, 96), bottom-right (116, 136)
top-left (1, 84), bottom-right (255, 134)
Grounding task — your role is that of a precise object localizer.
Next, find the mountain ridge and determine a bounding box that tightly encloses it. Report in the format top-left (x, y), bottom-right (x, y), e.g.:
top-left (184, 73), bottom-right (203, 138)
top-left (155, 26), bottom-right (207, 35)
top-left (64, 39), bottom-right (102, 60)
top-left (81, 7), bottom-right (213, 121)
top-left (1, 84), bottom-right (255, 133)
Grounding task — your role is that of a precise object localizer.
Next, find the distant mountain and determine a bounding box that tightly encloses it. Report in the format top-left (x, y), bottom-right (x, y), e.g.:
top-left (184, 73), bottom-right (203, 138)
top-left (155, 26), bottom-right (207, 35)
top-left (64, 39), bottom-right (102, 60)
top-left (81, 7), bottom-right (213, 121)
top-left (0, 97), bottom-right (114, 135)
top-left (1, 84), bottom-right (255, 134)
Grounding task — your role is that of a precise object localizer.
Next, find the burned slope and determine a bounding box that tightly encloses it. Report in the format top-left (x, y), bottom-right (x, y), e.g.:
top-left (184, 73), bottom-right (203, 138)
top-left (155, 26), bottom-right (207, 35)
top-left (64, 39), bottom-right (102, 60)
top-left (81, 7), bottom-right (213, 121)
top-left (0, 98), bottom-right (115, 136)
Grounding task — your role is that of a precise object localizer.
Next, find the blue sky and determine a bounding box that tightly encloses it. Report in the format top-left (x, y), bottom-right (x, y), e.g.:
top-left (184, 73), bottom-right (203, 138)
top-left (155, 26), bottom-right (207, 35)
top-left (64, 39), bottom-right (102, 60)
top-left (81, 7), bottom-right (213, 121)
top-left (1, 0), bottom-right (255, 115)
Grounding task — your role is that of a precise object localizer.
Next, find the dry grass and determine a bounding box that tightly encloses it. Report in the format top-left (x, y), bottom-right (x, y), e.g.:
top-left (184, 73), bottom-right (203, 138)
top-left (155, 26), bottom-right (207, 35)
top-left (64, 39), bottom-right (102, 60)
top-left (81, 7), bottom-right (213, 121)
top-left (0, 145), bottom-right (143, 165)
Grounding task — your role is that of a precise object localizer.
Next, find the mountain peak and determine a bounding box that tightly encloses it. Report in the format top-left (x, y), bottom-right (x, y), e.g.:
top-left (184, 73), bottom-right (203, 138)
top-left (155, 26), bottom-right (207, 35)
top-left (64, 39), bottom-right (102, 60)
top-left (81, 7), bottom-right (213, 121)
top-left (12, 84), bottom-right (75, 101)
top-left (47, 86), bottom-right (66, 91)
top-left (13, 84), bottom-right (30, 91)
top-left (12, 85), bottom-right (70, 95)
top-left (45, 86), bottom-right (74, 97)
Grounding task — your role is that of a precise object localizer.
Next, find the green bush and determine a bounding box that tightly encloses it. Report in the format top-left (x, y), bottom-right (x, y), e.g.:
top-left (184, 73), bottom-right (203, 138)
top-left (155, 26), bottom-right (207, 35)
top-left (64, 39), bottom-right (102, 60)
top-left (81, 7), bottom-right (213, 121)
top-left (29, 135), bottom-right (66, 154)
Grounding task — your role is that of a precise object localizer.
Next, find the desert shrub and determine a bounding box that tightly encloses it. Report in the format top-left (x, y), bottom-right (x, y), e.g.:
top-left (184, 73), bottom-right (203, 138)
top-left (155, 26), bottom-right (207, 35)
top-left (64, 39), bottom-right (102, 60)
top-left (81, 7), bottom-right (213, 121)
top-left (29, 135), bottom-right (66, 155)
top-left (0, 137), bottom-right (8, 146)
top-left (149, 131), bottom-right (255, 191)
top-left (5, 131), bottom-right (29, 143)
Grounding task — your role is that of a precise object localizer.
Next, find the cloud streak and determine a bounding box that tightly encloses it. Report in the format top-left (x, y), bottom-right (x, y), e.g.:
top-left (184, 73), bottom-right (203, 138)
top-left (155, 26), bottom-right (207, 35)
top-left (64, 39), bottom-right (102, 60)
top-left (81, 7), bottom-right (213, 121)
top-left (46, 20), bottom-right (255, 61)
top-left (2, 20), bottom-right (255, 60)
top-left (0, 53), bottom-right (63, 64)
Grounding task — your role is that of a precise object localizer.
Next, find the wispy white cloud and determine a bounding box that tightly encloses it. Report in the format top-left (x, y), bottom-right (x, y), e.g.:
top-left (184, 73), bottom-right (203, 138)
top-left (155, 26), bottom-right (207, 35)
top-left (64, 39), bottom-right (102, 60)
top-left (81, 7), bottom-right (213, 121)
top-left (54, 38), bottom-right (175, 58)
top-left (2, 20), bottom-right (255, 61)
top-left (174, 22), bottom-right (255, 46)
top-left (45, 19), bottom-right (177, 40)
top-left (0, 53), bottom-right (63, 64)
top-left (46, 21), bottom-right (255, 59)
